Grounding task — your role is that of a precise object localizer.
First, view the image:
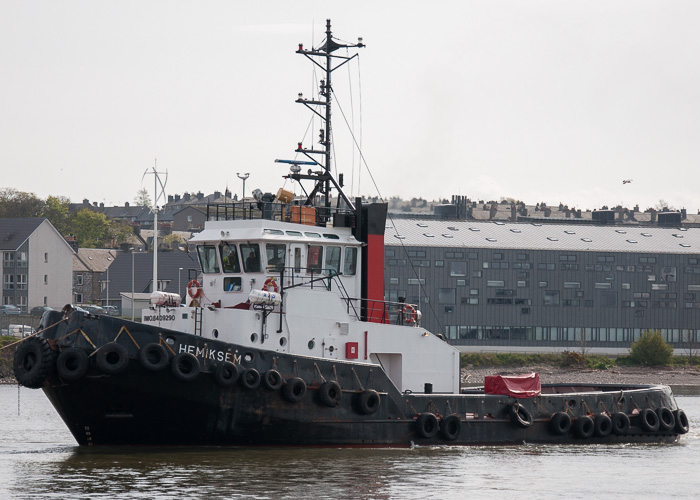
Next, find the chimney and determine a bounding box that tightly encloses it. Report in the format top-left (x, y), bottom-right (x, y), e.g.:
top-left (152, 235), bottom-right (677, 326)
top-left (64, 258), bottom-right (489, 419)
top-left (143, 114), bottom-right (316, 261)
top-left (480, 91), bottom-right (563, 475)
top-left (125, 201), bottom-right (130, 207)
top-left (83, 199), bottom-right (90, 205)
top-left (93, 202), bottom-right (98, 207)
top-left (183, 193), bottom-right (191, 201)
top-left (100, 202), bottom-right (104, 208)
top-left (650, 209), bottom-right (657, 223)
top-left (168, 195), bottom-right (174, 203)
top-left (175, 194), bottom-right (181, 201)
top-left (681, 208), bottom-right (687, 220)
top-left (214, 191), bottom-right (221, 199)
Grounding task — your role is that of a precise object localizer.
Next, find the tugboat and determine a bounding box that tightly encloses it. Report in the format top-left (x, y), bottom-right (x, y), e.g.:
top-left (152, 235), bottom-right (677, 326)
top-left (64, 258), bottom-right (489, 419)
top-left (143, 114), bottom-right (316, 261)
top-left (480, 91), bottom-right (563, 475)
top-left (14, 20), bottom-right (689, 446)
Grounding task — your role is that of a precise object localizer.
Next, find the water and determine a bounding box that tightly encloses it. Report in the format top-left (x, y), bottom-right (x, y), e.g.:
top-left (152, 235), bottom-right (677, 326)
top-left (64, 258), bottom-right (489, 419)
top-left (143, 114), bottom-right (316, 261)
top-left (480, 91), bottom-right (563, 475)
top-left (1, 385), bottom-right (699, 500)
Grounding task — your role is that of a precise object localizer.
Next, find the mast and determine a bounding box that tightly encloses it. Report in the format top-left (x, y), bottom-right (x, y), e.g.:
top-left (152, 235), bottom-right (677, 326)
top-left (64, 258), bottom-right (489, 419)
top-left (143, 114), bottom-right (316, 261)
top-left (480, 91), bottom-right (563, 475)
top-left (282, 19), bottom-right (364, 215)
top-left (143, 163), bottom-right (167, 295)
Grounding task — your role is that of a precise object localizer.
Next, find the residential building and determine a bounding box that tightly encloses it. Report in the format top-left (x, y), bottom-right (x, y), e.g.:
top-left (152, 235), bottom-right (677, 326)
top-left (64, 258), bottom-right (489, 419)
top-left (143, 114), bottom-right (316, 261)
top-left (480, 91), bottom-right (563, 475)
top-left (73, 248), bottom-right (117, 305)
top-left (0, 218), bottom-right (73, 311)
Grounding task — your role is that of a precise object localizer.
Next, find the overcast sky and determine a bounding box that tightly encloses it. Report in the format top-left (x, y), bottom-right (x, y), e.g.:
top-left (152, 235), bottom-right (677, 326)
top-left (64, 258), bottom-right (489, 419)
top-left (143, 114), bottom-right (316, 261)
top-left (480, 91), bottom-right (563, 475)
top-left (2, 1), bottom-right (699, 212)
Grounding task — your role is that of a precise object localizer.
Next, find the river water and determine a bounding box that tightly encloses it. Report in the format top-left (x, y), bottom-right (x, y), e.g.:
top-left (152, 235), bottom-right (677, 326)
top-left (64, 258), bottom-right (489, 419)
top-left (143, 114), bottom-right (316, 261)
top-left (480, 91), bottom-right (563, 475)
top-left (1, 385), bottom-right (699, 500)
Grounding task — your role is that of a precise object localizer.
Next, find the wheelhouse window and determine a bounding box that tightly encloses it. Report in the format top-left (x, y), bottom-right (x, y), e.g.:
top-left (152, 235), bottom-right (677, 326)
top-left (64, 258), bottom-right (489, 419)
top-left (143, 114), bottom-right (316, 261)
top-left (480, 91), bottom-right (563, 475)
top-left (343, 247), bottom-right (357, 276)
top-left (307, 245), bottom-right (323, 273)
top-left (241, 243), bottom-right (261, 273)
top-left (220, 243), bottom-right (241, 273)
top-left (265, 243), bottom-right (286, 273)
top-left (197, 245), bottom-right (220, 274)
top-left (325, 246), bottom-right (341, 275)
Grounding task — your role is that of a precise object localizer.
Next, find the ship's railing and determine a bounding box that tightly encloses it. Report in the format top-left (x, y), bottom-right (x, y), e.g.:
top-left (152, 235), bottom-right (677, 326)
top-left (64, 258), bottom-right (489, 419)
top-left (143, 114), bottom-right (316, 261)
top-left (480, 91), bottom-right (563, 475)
top-left (206, 201), bottom-right (356, 228)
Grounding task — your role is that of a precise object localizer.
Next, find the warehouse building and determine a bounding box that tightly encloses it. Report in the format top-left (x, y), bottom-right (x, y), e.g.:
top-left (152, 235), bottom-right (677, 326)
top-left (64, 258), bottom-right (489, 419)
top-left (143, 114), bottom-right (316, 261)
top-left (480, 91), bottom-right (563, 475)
top-left (383, 216), bottom-right (700, 353)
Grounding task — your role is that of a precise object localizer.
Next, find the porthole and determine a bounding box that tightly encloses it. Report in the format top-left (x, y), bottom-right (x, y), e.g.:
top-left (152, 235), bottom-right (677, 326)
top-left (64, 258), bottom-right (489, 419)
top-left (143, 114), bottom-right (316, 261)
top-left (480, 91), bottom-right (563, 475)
top-left (243, 352), bottom-right (255, 363)
top-left (308, 339), bottom-right (315, 349)
top-left (250, 333), bottom-right (258, 343)
top-left (165, 336), bottom-right (175, 345)
top-left (212, 329), bottom-right (219, 339)
top-left (280, 337), bottom-right (288, 347)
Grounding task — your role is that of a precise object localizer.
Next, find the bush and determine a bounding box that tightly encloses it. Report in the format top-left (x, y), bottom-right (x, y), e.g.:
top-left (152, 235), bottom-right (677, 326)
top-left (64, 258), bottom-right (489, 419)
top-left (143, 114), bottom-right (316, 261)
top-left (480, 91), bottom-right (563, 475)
top-left (629, 330), bottom-right (674, 366)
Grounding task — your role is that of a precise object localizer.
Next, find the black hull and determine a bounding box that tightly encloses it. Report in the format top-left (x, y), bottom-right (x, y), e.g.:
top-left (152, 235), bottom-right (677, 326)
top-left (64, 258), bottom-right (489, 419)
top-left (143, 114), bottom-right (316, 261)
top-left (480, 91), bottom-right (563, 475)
top-left (22, 311), bottom-right (685, 447)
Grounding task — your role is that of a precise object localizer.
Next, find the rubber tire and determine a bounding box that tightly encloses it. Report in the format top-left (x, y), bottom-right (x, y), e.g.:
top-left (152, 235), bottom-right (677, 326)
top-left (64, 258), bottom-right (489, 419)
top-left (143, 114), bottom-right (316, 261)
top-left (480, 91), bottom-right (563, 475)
top-left (282, 377), bottom-right (307, 403)
top-left (573, 416), bottom-right (595, 439)
top-left (240, 368), bottom-right (261, 390)
top-left (318, 380), bottom-right (342, 407)
top-left (611, 412), bottom-right (630, 436)
top-left (640, 408), bottom-right (660, 433)
top-left (656, 407), bottom-right (675, 432)
top-left (96, 343), bottom-right (129, 375)
top-left (357, 389), bottom-right (381, 415)
top-left (263, 369), bottom-right (283, 390)
top-left (14, 337), bottom-right (55, 389)
top-left (594, 414), bottom-right (612, 437)
top-left (56, 348), bottom-right (89, 381)
top-left (549, 412), bottom-right (572, 436)
top-left (171, 352), bottom-right (200, 382)
top-left (416, 413), bottom-right (439, 439)
top-left (440, 414), bottom-right (461, 441)
top-left (510, 403), bottom-right (533, 428)
top-left (674, 409), bottom-right (689, 434)
top-left (139, 343), bottom-right (169, 372)
top-left (214, 361), bottom-right (240, 387)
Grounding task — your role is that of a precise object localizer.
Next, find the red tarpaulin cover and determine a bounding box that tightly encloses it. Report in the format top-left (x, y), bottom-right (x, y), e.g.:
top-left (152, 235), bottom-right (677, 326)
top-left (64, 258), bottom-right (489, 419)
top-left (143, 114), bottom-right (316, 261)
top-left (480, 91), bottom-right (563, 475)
top-left (484, 373), bottom-right (541, 398)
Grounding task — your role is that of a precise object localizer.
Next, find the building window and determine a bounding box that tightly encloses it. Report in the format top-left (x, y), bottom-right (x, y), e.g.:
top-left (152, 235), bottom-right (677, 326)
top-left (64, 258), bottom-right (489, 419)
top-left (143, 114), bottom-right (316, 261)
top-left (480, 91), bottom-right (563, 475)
top-left (538, 281), bottom-right (548, 288)
top-left (44, 275), bottom-right (48, 284)
top-left (622, 283), bottom-right (631, 289)
top-left (344, 247), bottom-right (358, 276)
top-left (543, 290), bottom-right (560, 306)
top-left (456, 279), bottom-right (466, 286)
top-left (564, 282), bottom-right (581, 289)
top-left (74, 293), bottom-right (83, 303)
top-left (389, 277), bottom-right (399, 285)
top-left (407, 278), bottom-right (426, 285)
top-left (76, 274), bottom-right (84, 285)
top-left (16, 274), bottom-right (27, 290)
top-left (44, 252), bottom-right (48, 263)
top-left (651, 284), bottom-right (669, 291)
top-left (3, 274), bottom-right (14, 290)
top-left (16, 252), bottom-right (27, 267)
top-left (435, 260), bottom-right (444, 268)
top-left (450, 261), bottom-right (467, 277)
top-left (438, 288), bottom-right (456, 304)
top-left (594, 283), bottom-right (612, 289)
top-left (517, 280), bottom-right (528, 288)
top-left (487, 280), bottom-right (505, 287)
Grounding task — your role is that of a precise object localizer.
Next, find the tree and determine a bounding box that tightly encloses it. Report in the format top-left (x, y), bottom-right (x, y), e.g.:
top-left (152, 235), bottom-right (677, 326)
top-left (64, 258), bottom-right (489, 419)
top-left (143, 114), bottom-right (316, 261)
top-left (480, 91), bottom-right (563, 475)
top-left (107, 219), bottom-right (134, 247)
top-left (629, 330), bottom-right (674, 366)
top-left (42, 195), bottom-right (71, 234)
top-left (134, 188), bottom-right (152, 207)
top-left (71, 209), bottom-right (110, 248)
top-left (0, 188), bottom-right (45, 218)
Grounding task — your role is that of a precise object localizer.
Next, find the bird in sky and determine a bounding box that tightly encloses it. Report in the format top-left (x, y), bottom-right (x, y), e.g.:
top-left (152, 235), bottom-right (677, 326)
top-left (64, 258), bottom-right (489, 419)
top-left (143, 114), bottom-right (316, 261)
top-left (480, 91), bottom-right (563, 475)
top-left (622, 179), bottom-right (633, 184)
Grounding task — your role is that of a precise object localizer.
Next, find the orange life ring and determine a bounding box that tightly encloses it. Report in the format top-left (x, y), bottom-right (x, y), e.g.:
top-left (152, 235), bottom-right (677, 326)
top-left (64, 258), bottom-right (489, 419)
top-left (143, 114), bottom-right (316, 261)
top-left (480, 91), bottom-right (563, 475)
top-left (187, 279), bottom-right (202, 298)
top-left (403, 304), bottom-right (417, 324)
top-left (263, 277), bottom-right (279, 293)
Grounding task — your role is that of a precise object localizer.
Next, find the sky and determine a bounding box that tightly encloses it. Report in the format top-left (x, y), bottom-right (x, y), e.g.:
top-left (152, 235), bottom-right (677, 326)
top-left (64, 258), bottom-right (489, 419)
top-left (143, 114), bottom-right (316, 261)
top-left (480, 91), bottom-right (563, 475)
top-left (2, 0), bottom-right (700, 212)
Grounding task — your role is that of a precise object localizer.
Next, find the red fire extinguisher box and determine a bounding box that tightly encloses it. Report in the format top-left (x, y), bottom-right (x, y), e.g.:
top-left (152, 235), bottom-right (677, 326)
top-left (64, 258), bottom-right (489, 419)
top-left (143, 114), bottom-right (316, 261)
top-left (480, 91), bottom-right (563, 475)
top-left (345, 342), bottom-right (359, 359)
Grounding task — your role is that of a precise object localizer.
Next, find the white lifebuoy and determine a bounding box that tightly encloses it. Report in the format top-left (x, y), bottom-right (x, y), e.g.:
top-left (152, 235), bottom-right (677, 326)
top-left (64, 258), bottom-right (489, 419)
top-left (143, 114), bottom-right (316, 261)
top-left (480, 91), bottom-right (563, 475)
top-left (187, 279), bottom-right (202, 298)
top-left (403, 304), bottom-right (417, 324)
top-left (263, 277), bottom-right (279, 293)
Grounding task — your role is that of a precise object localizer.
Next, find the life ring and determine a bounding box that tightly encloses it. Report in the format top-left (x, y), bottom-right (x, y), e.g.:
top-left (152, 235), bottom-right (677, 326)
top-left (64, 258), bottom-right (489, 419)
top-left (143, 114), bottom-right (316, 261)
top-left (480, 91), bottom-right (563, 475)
top-left (656, 407), bottom-right (675, 431)
top-left (96, 343), bottom-right (129, 375)
top-left (402, 304), bottom-right (417, 324)
top-left (13, 337), bottom-right (55, 389)
top-left (549, 411), bottom-right (571, 435)
top-left (187, 279), bottom-right (202, 298)
top-left (510, 402), bottom-right (533, 428)
top-left (263, 369), bottom-right (283, 390)
top-left (573, 415), bottom-right (594, 439)
top-left (282, 377), bottom-right (307, 403)
top-left (318, 380), bottom-right (342, 407)
top-left (241, 368), bottom-right (261, 390)
top-left (440, 414), bottom-right (462, 441)
top-left (56, 348), bottom-right (89, 381)
top-left (611, 412), bottom-right (630, 435)
top-left (415, 413), bottom-right (439, 439)
top-left (674, 409), bottom-right (690, 434)
top-left (171, 352), bottom-right (200, 382)
top-left (594, 414), bottom-right (612, 437)
top-left (214, 361), bottom-right (240, 387)
top-left (263, 277), bottom-right (279, 293)
top-left (139, 343), bottom-right (169, 371)
top-left (357, 389), bottom-right (381, 415)
top-left (640, 408), bottom-right (660, 433)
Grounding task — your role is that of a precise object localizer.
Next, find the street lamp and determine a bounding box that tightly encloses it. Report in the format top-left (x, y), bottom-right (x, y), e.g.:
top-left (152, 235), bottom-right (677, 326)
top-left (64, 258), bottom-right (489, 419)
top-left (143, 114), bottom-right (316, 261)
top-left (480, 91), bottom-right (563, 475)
top-left (130, 248), bottom-right (135, 321)
top-left (236, 172), bottom-right (250, 200)
top-left (178, 267), bottom-right (184, 300)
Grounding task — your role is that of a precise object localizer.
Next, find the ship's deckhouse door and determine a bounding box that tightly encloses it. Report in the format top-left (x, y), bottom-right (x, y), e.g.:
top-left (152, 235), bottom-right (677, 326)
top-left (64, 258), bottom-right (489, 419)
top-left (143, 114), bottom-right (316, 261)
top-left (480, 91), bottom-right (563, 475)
top-left (289, 244), bottom-right (305, 284)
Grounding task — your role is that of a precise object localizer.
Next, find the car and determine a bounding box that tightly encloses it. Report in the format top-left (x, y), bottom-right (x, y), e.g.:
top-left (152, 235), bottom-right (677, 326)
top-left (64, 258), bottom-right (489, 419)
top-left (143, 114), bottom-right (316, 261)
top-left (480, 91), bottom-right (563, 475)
top-left (84, 305), bottom-right (106, 315)
top-left (103, 305), bottom-right (120, 316)
top-left (0, 305), bottom-right (21, 316)
top-left (30, 306), bottom-right (54, 317)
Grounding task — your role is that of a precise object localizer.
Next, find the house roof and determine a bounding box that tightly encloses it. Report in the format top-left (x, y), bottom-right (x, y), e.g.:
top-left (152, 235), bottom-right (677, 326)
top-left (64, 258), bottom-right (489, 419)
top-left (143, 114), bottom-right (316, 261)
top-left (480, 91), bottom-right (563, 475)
top-left (386, 218), bottom-right (700, 255)
top-left (0, 218), bottom-right (57, 251)
top-left (74, 248), bottom-right (117, 273)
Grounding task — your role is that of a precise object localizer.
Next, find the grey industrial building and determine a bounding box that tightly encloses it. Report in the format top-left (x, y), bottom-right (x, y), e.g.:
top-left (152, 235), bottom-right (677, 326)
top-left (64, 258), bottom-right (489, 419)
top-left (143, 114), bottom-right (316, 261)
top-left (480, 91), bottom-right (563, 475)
top-left (383, 216), bottom-right (700, 353)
